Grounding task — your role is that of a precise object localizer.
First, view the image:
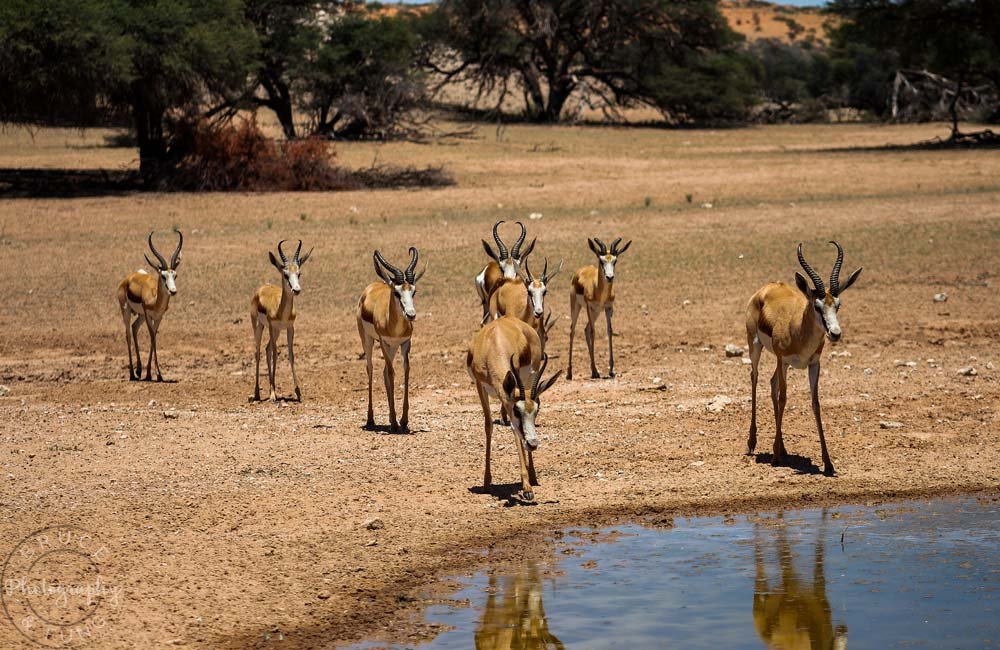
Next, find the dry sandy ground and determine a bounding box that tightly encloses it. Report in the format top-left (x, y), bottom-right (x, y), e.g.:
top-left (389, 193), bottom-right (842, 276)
top-left (0, 121), bottom-right (998, 648)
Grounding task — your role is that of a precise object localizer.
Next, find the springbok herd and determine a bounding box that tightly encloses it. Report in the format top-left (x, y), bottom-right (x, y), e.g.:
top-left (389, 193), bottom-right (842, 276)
top-left (117, 221), bottom-right (862, 500)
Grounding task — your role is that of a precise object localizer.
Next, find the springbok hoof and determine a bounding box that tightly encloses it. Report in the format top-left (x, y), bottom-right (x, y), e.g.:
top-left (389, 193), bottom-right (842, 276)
top-left (590, 371), bottom-right (600, 379)
top-left (523, 491), bottom-right (534, 502)
top-left (294, 387), bottom-right (302, 401)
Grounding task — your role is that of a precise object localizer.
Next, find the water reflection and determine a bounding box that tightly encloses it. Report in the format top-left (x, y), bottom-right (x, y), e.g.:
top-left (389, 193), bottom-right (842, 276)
top-left (474, 561), bottom-right (564, 650)
top-left (753, 512), bottom-right (848, 650)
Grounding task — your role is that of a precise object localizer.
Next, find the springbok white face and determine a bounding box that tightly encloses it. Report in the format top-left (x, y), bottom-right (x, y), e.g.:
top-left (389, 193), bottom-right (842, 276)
top-left (796, 241), bottom-right (863, 344)
top-left (588, 237), bottom-right (632, 283)
top-left (522, 257), bottom-right (562, 319)
top-left (269, 240), bottom-right (312, 296)
top-left (145, 229), bottom-right (183, 297)
top-left (484, 220), bottom-right (536, 280)
top-left (375, 247), bottom-right (425, 322)
top-left (510, 397), bottom-right (540, 450)
top-left (504, 354), bottom-right (562, 452)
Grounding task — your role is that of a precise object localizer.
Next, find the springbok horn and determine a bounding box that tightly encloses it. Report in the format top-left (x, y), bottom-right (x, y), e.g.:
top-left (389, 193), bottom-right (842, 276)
top-left (147, 231), bottom-right (168, 269)
top-left (293, 240), bottom-right (303, 263)
top-left (829, 240), bottom-right (845, 295)
top-left (169, 229), bottom-right (183, 268)
top-left (531, 353), bottom-right (550, 398)
top-left (277, 240), bottom-right (289, 265)
top-left (594, 238), bottom-right (608, 255)
top-left (511, 221), bottom-right (527, 258)
top-left (521, 256), bottom-right (534, 282)
top-left (797, 243), bottom-right (825, 295)
top-left (374, 249), bottom-right (404, 283)
top-left (405, 247), bottom-right (419, 283)
top-left (508, 354), bottom-right (525, 398)
top-left (610, 237), bottom-right (622, 254)
top-left (492, 221), bottom-right (508, 260)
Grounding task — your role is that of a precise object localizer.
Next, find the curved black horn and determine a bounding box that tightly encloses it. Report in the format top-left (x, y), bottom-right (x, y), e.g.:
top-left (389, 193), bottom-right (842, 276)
top-left (170, 229), bottom-right (183, 268)
top-left (277, 240), bottom-right (289, 265)
top-left (594, 238), bottom-right (608, 255)
top-left (511, 222), bottom-right (527, 259)
top-left (508, 354), bottom-right (525, 398)
top-left (374, 249), bottom-right (404, 282)
top-left (797, 243), bottom-right (825, 295)
top-left (531, 353), bottom-right (550, 398)
top-left (405, 247), bottom-right (419, 283)
top-left (610, 237), bottom-right (622, 254)
top-left (829, 240), bottom-right (845, 295)
top-left (147, 231), bottom-right (168, 269)
top-left (293, 239), bottom-right (303, 263)
top-left (492, 221), bottom-right (508, 260)
top-left (521, 256), bottom-right (534, 282)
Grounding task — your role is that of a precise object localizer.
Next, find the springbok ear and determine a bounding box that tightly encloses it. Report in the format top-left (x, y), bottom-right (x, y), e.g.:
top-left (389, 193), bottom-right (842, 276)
top-left (535, 369), bottom-right (563, 396)
top-left (482, 240), bottom-right (500, 262)
top-left (839, 267), bottom-right (863, 294)
top-left (587, 238), bottom-right (601, 256)
top-left (298, 247), bottom-right (313, 266)
top-left (502, 371), bottom-right (518, 400)
top-left (795, 272), bottom-right (813, 298)
top-left (519, 237), bottom-right (536, 260)
top-left (268, 251), bottom-right (283, 270)
top-left (616, 240), bottom-right (632, 255)
top-left (373, 257), bottom-right (392, 285)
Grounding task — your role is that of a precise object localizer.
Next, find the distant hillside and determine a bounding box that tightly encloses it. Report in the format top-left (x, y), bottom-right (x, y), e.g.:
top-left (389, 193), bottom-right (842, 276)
top-left (721, 1), bottom-right (836, 46)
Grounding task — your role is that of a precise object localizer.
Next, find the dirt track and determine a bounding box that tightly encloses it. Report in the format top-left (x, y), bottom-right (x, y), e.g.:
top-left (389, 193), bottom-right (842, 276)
top-left (0, 122), bottom-right (998, 648)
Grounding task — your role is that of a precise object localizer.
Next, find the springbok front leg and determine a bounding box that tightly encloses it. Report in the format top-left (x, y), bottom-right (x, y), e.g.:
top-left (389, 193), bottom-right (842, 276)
top-left (605, 306), bottom-right (615, 378)
top-left (476, 380), bottom-right (493, 489)
top-left (287, 326), bottom-right (301, 401)
top-left (514, 433), bottom-right (533, 501)
top-left (400, 339), bottom-right (411, 432)
top-left (143, 314), bottom-right (157, 381)
top-left (267, 325), bottom-right (279, 401)
top-left (150, 316), bottom-right (164, 381)
top-left (253, 318), bottom-right (264, 401)
top-left (809, 362), bottom-right (835, 476)
top-left (381, 340), bottom-right (400, 431)
top-left (567, 292), bottom-right (581, 380)
top-left (584, 305), bottom-right (599, 379)
top-left (771, 359), bottom-right (789, 462)
top-left (747, 336), bottom-right (763, 455)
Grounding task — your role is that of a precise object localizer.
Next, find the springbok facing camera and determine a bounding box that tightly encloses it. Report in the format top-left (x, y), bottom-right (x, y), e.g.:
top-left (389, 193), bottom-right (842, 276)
top-left (358, 247), bottom-right (425, 432)
top-left (746, 241), bottom-right (863, 476)
top-left (488, 257), bottom-right (563, 353)
top-left (251, 239), bottom-right (312, 402)
top-left (567, 237), bottom-right (631, 380)
top-left (467, 316), bottom-right (561, 501)
top-left (117, 230), bottom-right (183, 381)
top-left (476, 221), bottom-right (536, 323)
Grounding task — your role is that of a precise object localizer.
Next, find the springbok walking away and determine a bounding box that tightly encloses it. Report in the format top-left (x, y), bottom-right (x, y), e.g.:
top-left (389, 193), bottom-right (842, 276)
top-left (745, 241), bottom-right (863, 475)
top-left (488, 257), bottom-right (562, 353)
top-left (467, 316), bottom-right (561, 501)
top-left (358, 248), bottom-right (425, 432)
top-left (567, 237), bottom-right (631, 380)
top-left (476, 221), bottom-right (536, 323)
top-left (251, 239), bottom-right (312, 402)
top-left (117, 230), bottom-right (183, 381)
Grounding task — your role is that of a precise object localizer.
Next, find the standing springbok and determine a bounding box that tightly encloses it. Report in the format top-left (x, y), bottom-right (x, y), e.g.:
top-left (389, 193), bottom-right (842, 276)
top-left (567, 237), bottom-right (631, 380)
top-left (476, 221), bottom-right (536, 323)
top-left (489, 257), bottom-right (562, 353)
top-left (117, 230), bottom-right (183, 381)
top-left (467, 316), bottom-right (561, 501)
top-left (358, 248), bottom-right (425, 432)
top-left (251, 240), bottom-right (312, 402)
top-left (746, 241), bottom-right (863, 476)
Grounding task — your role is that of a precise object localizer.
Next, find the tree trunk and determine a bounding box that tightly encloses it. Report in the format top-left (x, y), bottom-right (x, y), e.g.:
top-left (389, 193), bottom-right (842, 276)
top-left (949, 73), bottom-right (964, 140)
top-left (260, 74), bottom-right (297, 139)
top-left (543, 83), bottom-right (572, 122)
top-left (132, 89), bottom-right (168, 183)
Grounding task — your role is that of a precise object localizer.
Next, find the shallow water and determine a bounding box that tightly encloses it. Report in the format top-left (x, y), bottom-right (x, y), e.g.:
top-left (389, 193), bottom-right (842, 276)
top-left (354, 495), bottom-right (1000, 649)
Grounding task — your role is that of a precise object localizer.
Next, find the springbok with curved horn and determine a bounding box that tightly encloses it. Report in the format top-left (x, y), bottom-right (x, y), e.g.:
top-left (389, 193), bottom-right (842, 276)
top-left (117, 230), bottom-right (183, 381)
top-left (746, 241), bottom-right (863, 475)
top-left (358, 247), bottom-right (425, 432)
top-left (467, 316), bottom-right (561, 501)
top-left (476, 221), bottom-right (536, 323)
top-left (489, 257), bottom-right (562, 353)
top-left (251, 239), bottom-right (312, 402)
top-left (567, 237), bottom-right (631, 380)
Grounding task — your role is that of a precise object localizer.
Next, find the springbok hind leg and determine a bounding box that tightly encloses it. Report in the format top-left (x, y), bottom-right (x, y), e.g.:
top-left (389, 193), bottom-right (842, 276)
top-left (771, 360), bottom-right (788, 462)
top-left (476, 381), bottom-right (492, 489)
top-left (567, 291), bottom-right (581, 380)
top-left (287, 326), bottom-right (301, 401)
top-left (746, 336), bottom-right (763, 455)
top-left (131, 314), bottom-right (143, 379)
top-left (121, 305), bottom-right (135, 380)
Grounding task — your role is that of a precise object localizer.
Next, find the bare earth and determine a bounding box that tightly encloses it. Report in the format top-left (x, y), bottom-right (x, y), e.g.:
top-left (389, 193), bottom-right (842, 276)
top-left (0, 121), bottom-right (998, 648)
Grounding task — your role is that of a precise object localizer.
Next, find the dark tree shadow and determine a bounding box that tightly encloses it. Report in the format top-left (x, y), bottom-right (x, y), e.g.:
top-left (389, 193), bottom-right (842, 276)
top-left (0, 168), bottom-right (143, 198)
top-left (754, 452), bottom-right (824, 475)
top-left (468, 483), bottom-right (538, 506)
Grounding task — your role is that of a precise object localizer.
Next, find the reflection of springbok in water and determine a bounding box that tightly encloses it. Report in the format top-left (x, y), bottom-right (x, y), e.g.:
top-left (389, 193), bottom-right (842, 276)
top-left (475, 561), bottom-right (564, 650)
top-left (753, 512), bottom-right (848, 650)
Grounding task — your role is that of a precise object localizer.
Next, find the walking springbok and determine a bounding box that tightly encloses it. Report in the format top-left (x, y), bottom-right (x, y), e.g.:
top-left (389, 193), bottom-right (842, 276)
top-left (251, 240), bottom-right (312, 402)
top-left (567, 237), bottom-right (631, 380)
top-left (358, 248), bottom-right (425, 432)
top-left (117, 230), bottom-right (183, 381)
top-left (488, 257), bottom-right (562, 353)
top-left (476, 221), bottom-right (536, 323)
top-left (746, 241), bottom-right (863, 476)
top-left (467, 316), bottom-right (561, 501)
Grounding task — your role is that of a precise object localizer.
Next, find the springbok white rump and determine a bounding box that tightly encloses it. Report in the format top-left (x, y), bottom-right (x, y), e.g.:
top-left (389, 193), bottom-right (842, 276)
top-left (116, 230), bottom-right (183, 381)
top-left (251, 239), bottom-right (312, 402)
top-left (357, 247), bottom-right (425, 433)
top-left (568, 236), bottom-right (631, 380)
top-left (745, 241), bottom-right (863, 476)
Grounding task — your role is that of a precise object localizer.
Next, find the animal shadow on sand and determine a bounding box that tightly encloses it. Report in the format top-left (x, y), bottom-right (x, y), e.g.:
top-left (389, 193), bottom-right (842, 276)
top-left (468, 483), bottom-right (538, 507)
top-left (754, 452), bottom-right (824, 475)
top-left (361, 423), bottom-right (413, 435)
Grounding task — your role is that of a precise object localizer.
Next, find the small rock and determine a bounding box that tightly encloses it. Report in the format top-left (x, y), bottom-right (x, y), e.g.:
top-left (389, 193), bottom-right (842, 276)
top-left (689, 460), bottom-right (705, 467)
top-left (933, 293), bottom-right (948, 303)
top-left (724, 343), bottom-right (744, 358)
top-left (362, 517), bottom-right (384, 530)
top-left (894, 360), bottom-right (917, 368)
top-left (957, 367), bottom-right (977, 377)
top-left (741, 358), bottom-right (752, 365)
top-left (317, 591), bottom-right (331, 600)
top-left (163, 410), bottom-right (179, 419)
top-left (148, 399), bottom-right (156, 407)
top-left (0, 385), bottom-right (9, 397)
top-left (706, 395), bottom-right (733, 413)
top-left (863, 368), bottom-right (874, 375)
top-left (879, 421), bottom-right (904, 429)
top-left (682, 300), bottom-right (692, 306)
top-left (528, 212), bottom-right (543, 220)
top-left (987, 362), bottom-right (995, 370)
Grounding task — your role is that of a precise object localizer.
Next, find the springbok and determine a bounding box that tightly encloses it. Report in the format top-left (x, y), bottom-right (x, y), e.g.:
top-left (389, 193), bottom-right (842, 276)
top-left (467, 316), bottom-right (561, 501)
top-left (567, 237), bottom-right (631, 380)
top-left (476, 220), bottom-right (536, 323)
top-left (251, 239), bottom-right (312, 402)
top-left (488, 257), bottom-right (562, 353)
top-left (746, 241), bottom-right (863, 476)
top-left (358, 247), bottom-right (425, 432)
top-left (117, 230), bottom-right (183, 381)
